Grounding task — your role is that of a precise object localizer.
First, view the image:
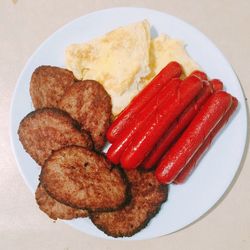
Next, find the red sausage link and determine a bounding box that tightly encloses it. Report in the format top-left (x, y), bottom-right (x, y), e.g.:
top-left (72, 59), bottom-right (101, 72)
top-left (191, 70), bottom-right (208, 81)
top-left (107, 78), bottom-right (182, 164)
top-left (174, 97), bottom-right (238, 184)
top-left (155, 91), bottom-right (232, 184)
top-left (210, 79), bottom-right (223, 92)
top-left (106, 62), bottom-right (182, 143)
top-left (120, 75), bottom-right (203, 170)
top-left (142, 82), bottom-right (213, 170)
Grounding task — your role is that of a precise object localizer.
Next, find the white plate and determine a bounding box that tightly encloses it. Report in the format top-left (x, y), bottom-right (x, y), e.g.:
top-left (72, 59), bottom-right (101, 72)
top-left (10, 7), bottom-right (248, 240)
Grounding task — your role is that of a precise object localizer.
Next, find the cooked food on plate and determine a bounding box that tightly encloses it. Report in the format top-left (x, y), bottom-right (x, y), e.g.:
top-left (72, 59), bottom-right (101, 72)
top-left (90, 169), bottom-right (168, 237)
top-left (40, 146), bottom-right (130, 212)
top-left (109, 74), bottom-right (203, 169)
top-left (65, 20), bottom-right (199, 115)
top-left (18, 108), bottom-right (92, 166)
top-left (30, 66), bottom-right (75, 109)
top-left (35, 184), bottom-right (88, 220)
top-left (59, 80), bottom-right (112, 151)
top-left (17, 19), bottom-right (238, 237)
top-left (156, 92), bottom-right (237, 184)
top-left (66, 20), bottom-right (151, 115)
top-left (106, 62), bottom-right (183, 144)
top-left (108, 66), bottom-right (237, 184)
top-left (142, 74), bottom-right (213, 170)
top-left (174, 97), bottom-right (238, 184)
top-left (145, 34), bottom-right (200, 83)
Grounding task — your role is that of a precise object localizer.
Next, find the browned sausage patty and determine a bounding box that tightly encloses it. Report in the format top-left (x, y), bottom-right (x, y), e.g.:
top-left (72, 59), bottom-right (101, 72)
top-left (90, 169), bottom-right (168, 237)
top-left (35, 184), bottom-right (88, 220)
top-left (30, 66), bottom-right (75, 109)
top-left (40, 146), bottom-right (130, 212)
top-left (18, 108), bottom-right (93, 166)
top-left (58, 80), bottom-right (112, 151)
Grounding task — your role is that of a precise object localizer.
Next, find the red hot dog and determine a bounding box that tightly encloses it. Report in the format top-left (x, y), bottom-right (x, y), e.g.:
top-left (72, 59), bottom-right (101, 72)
top-left (106, 62), bottom-right (182, 143)
top-left (174, 97), bottom-right (238, 184)
top-left (107, 78), bottom-right (182, 164)
top-left (191, 70), bottom-right (208, 81)
top-left (156, 91), bottom-right (232, 184)
top-left (210, 79), bottom-right (223, 92)
top-left (120, 75), bottom-right (203, 170)
top-left (142, 82), bottom-right (213, 170)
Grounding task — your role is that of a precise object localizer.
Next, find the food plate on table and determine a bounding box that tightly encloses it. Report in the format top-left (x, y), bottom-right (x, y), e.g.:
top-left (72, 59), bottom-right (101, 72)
top-left (10, 7), bottom-right (248, 240)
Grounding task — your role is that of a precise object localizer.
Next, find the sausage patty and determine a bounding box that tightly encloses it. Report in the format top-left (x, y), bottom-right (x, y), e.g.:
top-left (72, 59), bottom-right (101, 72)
top-left (40, 146), bottom-right (130, 212)
top-left (90, 169), bottom-right (168, 237)
top-left (18, 108), bottom-right (93, 166)
top-left (35, 184), bottom-right (88, 220)
top-left (30, 66), bottom-right (75, 109)
top-left (58, 80), bottom-right (112, 151)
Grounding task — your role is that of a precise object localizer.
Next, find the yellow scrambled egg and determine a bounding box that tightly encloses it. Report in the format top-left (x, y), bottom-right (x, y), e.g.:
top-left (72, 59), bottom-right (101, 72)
top-left (65, 20), bottom-right (200, 115)
top-left (66, 20), bottom-right (151, 115)
top-left (145, 35), bottom-right (200, 84)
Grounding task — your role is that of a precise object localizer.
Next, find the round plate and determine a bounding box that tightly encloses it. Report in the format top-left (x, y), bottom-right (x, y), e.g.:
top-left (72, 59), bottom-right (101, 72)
top-left (10, 7), bottom-right (248, 240)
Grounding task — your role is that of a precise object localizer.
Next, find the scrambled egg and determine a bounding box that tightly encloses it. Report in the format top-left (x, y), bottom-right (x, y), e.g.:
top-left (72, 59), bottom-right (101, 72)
top-left (65, 20), bottom-right (200, 115)
top-left (66, 20), bottom-right (151, 115)
top-left (146, 35), bottom-right (200, 83)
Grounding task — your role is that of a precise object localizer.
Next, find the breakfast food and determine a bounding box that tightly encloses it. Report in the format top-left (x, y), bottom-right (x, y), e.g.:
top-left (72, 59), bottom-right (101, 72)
top-left (174, 97), bottom-right (238, 184)
top-left (145, 35), bottom-right (200, 83)
top-left (65, 20), bottom-right (200, 116)
top-left (106, 62), bottom-right (183, 143)
top-left (40, 146), bottom-right (130, 212)
top-left (66, 20), bottom-right (151, 115)
top-left (30, 66), bottom-right (75, 109)
top-left (17, 18), bottom-right (239, 238)
top-left (35, 184), bottom-right (88, 220)
top-left (156, 91), bottom-right (233, 184)
top-left (90, 169), bottom-right (168, 237)
top-left (209, 79), bottom-right (224, 92)
top-left (59, 80), bottom-right (112, 151)
top-left (120, 75), bottom-right (203, 169)
top-left (107, 61), bottom-right (237, 184)
top-left (191, 70), bottom-right (208, 81)
top-left (142, 81), bottom-right (213, 169)
top-left (107, 78), bottom-right (182, 165)
top-left (18, 108), bottom-right (93, 166)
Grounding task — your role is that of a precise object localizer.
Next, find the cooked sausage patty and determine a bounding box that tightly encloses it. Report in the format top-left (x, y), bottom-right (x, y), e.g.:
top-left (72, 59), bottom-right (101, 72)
top-left (18, 108), bottom-right (93, 166)
top-left (30, 66), bottom-right (75, 109)
top-left (58, 80), bottom-right (112, 151)
top-left (90, 169), bottom-right (168, 237)
top-left (35, 184), bottom-right (88, 220)
top-left (40, 146), bottom-right (130, 212)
